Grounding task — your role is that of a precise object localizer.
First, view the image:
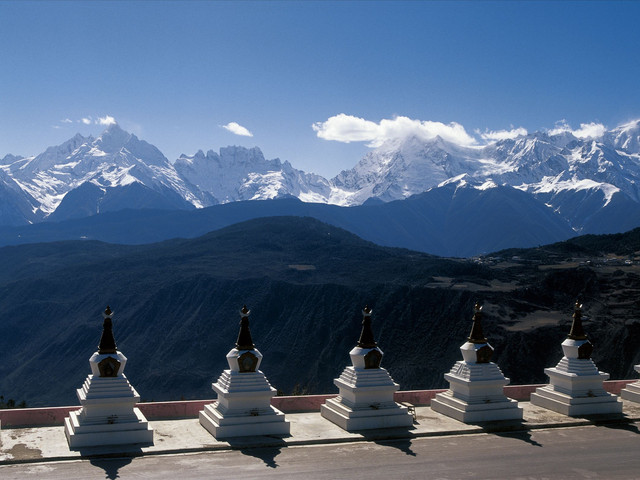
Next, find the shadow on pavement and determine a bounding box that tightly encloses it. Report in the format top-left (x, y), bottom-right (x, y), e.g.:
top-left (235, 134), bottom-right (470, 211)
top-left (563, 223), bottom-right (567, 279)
top-left (597, 421), bottom-right (640, 435)
top-left (372, 437), bottom-right (417, 456)
top-left (237, 446), bottom-right (283, 468)
top-left (492, 429), bottom-right (543, 447)
top-left (89, 457), bottom-right (134, 479)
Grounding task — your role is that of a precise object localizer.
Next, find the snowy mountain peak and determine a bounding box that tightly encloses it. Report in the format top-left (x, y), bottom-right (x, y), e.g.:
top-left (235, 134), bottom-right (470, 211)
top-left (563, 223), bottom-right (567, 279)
top-left (606, 119), bottom-right (640, 152)
top-left (2, 126), bottom-right (193, 218)
top-left (174, 145), bottom-right (330, 204)
top-left (94, 123), bottom-right (130, 153)
top-left (4, 119), bottom-right (640, 240)
top-left (91, 124), bottom-right (169, 167)
top-left (0, 154), bottom-right (23, 165)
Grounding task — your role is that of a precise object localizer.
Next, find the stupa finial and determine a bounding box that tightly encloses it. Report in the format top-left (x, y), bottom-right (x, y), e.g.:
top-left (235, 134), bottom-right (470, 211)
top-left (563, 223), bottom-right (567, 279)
top-left (568, 300), bottom-right (587, 340)
top-left (98, 306), bottom-right (118, 354)
top-left (468, 302), bottom-right (488, 344)
top-left (357, 305), bottom-right (378, 349)
top-left (235, 305), bottom-right (255, 350)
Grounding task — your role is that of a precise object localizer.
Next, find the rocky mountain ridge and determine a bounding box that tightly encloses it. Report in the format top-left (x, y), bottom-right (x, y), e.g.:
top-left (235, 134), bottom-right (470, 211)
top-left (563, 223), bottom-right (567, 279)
top-left (2, 121), bottom-right (640, 251)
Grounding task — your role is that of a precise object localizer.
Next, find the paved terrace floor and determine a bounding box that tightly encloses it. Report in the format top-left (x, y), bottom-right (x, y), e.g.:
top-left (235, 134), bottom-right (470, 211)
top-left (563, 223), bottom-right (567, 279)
top-left (2, 397), bottom-right (640, 465)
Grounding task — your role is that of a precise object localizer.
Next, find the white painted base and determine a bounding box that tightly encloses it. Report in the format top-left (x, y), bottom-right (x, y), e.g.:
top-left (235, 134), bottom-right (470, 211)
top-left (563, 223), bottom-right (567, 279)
top-left (199, 403), bottom-right (289, 438)
top-left (621, 382), bottom-right (640, 403)
top-left (321, 397), bottom-right (413, 431)
top-left (431, 390), bottom-right (522, 423)
top-left (530, 357), bottom-right (622, 416)
top-left (320, 366), bottom-right (413, 432)
top-left (64, 374), bottom-right (153, 448)
top-left (430, 361), bottom-right (522, 423)
top-left (620, 365), bottom-right (640, 404)
top-left (199, 369), bottom-right (290, 439)
top-left (65, 407), bottom-right (153, 448)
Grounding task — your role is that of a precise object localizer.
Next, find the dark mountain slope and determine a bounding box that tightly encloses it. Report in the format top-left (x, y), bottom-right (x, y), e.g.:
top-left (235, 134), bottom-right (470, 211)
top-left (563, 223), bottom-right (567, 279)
top-left (0, 184), bottom-right (576, 257)
top-left (46, 182), bottom-right (195, 223)
top-left (0, 217), bottom-right (488, 406)
top-left (1, 217), bottom-right (639, 407)
top-left (494, 225), bottom-right (640, 261)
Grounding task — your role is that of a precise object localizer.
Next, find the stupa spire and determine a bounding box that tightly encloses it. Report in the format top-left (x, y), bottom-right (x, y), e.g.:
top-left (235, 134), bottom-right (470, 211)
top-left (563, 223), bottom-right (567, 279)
top-left (357, 306), bottom-right (377, 349)
top-left (235, 305), bottom-right (255, 350)
top-left (98, 306), bottom-right (117, 354)
top-left (567, 300), bottom-right (587, 340)
top-left (468, 302), bottom-right (488, 344)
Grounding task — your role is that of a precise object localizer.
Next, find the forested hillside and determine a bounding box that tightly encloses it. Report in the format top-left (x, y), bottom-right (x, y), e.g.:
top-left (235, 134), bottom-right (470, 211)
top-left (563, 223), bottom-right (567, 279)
top-left (1, 217), bottom-right (639, 406)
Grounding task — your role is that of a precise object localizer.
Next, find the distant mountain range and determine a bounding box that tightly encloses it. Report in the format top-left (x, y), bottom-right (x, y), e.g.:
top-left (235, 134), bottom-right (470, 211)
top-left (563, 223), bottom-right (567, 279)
top-left (2, 121), bottom-right (640, 255)
top-left (0, 191), bottom-right (575, 258)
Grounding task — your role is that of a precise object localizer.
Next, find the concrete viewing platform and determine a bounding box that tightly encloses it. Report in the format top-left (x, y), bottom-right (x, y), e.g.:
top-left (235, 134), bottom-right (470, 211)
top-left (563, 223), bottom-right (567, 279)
top-left (1, 381), bottom-right (639, 465)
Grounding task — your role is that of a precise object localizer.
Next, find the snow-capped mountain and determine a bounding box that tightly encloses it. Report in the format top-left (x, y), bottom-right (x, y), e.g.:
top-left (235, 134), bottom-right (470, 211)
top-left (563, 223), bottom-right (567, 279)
top-left (329, 134), bottom-right (490, 205)
top-left (174, 146), bottom-right (331, 205)
top-left (332, 127), bottom-right (640, 205)
top-left (1, 125), bottom-right (198, 223)
top-left (0, 124), bottom-right (335, 225)
top-left (0, 167), bottom-right (40, 226)
top-left (330, 120), bottom-right (640, 234)
top-left (3, 120), bottom-right (640, 243)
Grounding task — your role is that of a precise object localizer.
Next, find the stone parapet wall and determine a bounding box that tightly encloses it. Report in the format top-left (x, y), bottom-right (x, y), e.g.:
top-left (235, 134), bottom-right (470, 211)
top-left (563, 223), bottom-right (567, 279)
top-left (0, 380), bottom-right (634, 428)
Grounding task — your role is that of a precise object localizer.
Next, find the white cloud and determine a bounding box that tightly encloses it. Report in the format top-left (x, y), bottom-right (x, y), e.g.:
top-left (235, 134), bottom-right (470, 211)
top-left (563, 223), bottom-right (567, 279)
top-left (81, 117), bottom-right (92, 125)
top-left (97, 115), bottom-right (117, 126)
top-left (312, 114), bottom-right (476, 147)
top-left (477, 127), bottom-right (528, 142)
top-left (573, 122), bottom-right (606, 139)
top-left (61, 118), bottom-right (73, 124)
top-left (548, 121), bottom-right (573, 136)
top-left (549, 120), bottom-right (606, 139)
top-left (222, 122), bottom-right (253, 137)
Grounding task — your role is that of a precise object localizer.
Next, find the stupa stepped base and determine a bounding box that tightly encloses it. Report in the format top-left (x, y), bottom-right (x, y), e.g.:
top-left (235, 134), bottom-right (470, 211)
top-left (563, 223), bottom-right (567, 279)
top-left (212, 370), bottom-right (277, 413)
top-left (446, 361), bottom-right (510, 382)
top-left (332, 367), bottom-right (401, 405)
top-left (321, 396), bottom-right (413, 431)
top-left (621, 381), bottom-right (640, 403)
top-left (335, 366), bottom-right (398, 388)
top-left (214, 370), bottom-right (273, 394)
top-left (430, 361), bottom-right (523, 423)
top-left (199, 369), bottom-right (290, 439)
top-left (76, 375), bottom-right (140, 408)
top-left (553, 357), bottom-right (602, 375)
top-left (531, 360), bottom-right (622, 416)
top-left (64, 373), bottom-right (153, 448)
top-left (620, 365), bottom-right (640, 403)
top-left (199, 402), bottom-right (289, 438)
top-left (531, 361), bottom-right (622, 416)
top-left (65, 407), bottom-right (153, 448)
top-left (531, 386), bottom-right (622, 416)
top-left (321, 367), bottom-right (413, 431)
top-left (431, 390), bottom-right (522, 423)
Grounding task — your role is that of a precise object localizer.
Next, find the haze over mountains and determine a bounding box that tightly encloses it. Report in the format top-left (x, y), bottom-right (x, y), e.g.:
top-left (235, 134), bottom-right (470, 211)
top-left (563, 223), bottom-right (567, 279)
top-left (2, 120), bottom-right (640, 256)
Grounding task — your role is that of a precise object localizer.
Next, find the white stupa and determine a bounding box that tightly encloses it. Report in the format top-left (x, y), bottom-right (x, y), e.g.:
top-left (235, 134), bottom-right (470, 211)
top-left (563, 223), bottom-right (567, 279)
top-left (321, 306), bottom-right (413, 431)
top-left (430, 303), bottom-right (522, 423)
top-left (530, 301), bottom-right (622, 416)
top-left (620, 365), bottom-right (640, 403)
top-left (64, 306), bottom-right (153, 449)
top-left (199, 305), bottom-right (290, 439)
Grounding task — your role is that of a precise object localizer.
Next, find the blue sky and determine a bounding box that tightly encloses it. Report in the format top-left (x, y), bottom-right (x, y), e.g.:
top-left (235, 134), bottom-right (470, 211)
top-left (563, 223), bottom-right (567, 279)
top-left (1, 1), bottom-right (639, 178)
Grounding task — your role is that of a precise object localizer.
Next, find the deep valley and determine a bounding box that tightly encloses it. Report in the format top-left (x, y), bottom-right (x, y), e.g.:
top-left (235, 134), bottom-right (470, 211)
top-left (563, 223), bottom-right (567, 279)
top-left (1, 217), bottom-right (640, 407)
